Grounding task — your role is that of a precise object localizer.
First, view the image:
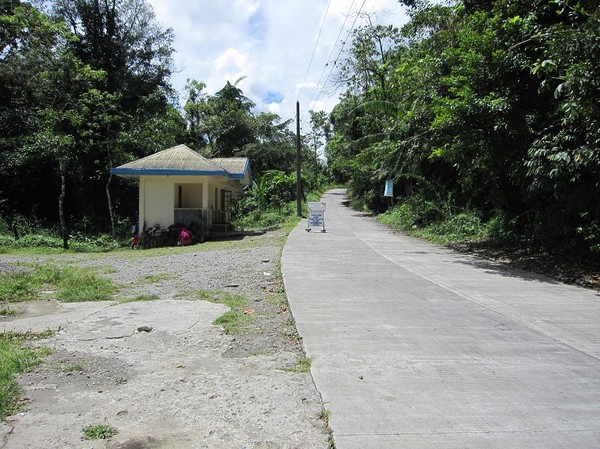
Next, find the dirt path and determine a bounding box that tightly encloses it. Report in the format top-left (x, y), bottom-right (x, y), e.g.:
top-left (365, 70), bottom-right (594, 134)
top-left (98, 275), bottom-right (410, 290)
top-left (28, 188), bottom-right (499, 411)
top-left (0, 231), bottom-right (330, 449)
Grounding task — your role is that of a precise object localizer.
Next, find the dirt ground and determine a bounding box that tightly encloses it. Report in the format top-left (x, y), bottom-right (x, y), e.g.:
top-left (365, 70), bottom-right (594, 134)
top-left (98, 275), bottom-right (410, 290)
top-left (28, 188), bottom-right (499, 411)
top-left (0, 231), bottom-right (330, 449)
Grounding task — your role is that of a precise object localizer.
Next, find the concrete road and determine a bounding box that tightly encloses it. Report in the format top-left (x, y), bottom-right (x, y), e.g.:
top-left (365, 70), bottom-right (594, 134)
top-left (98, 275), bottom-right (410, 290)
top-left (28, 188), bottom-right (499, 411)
top-left (282, 189), bottom-right (600, 449)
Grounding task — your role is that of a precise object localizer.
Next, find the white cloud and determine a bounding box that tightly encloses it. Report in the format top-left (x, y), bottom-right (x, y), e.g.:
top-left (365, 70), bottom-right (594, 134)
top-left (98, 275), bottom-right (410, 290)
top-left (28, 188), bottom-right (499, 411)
top-left (147, 0), bottom-right (408, 128)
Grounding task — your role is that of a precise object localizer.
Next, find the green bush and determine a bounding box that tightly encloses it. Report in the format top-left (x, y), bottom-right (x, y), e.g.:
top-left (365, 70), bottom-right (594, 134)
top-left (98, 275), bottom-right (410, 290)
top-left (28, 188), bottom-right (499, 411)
top-left (378, 197), bottom-right (490, 245)
top-left (417, 212), bottom-right (487, 244)
top-left (69, 233), bottom-right (122, 252)
top-left (232, 202), bottom-right (296, 231)
top-left (379, 203), bottom-right (418, 230)
top-left (0, 230), bottom-right (124, 253)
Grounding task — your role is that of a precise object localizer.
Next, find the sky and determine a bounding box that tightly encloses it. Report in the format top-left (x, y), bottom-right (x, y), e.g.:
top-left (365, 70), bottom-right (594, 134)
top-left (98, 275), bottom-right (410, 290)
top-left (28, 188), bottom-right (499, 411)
top-left (146, 0), bottom-right (409, 131)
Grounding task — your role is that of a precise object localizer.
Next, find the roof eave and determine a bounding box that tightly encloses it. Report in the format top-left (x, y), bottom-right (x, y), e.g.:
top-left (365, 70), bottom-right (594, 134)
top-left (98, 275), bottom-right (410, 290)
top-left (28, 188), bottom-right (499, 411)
top-left (111, 168), bottom-right (230, 177)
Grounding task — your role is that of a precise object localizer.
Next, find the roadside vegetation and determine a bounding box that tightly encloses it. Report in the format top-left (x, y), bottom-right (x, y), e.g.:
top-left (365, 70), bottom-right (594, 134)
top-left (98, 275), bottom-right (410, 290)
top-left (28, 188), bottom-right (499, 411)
top-left (196, 290), bottom-right (255, 335)
top-left (377, 196), bottom-right (492, 245)
top-left (324, 1), bottom-right (600, 263)
top-left (0, 264), bottom-right (117, 303)
top-left (0, 331), bottom-right (52, 420)
top-left (0, 264), bottom-right (118, 420)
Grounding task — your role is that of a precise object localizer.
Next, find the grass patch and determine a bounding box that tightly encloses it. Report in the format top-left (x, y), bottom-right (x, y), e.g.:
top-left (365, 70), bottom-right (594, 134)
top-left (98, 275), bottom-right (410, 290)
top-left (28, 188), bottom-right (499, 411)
top-left (0, 305), bottom-right (18, 317)
top-left (378, 203), bottom-right (490, 245)
top-left (0, 264), bottom-right (117, 303)
top-left (63, 362), bottom-right (85, 373)
top-left (139, 273), bottom-right (172, 284)
top-left (284, 356), bottom-right (312, 373)
top-left (317, 408), bottom-right (331, 422)
top-left (196, 290), bottom-right (254, 335)
top-left (0, 331), bottom-right (50, 419)
top-left (117, 294), bottom-right (160, 304)
top-left (81, 424), bottom-right (118, 440)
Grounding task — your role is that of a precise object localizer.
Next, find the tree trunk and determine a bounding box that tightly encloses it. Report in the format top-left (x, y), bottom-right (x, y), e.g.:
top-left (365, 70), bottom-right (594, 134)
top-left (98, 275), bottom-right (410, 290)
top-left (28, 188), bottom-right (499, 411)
top-left (106, 171), bottom-right (115, 237)
top-left (105, 151), bottom-right (115, 238)
top-left (58, 158), bottom-right (69, 249)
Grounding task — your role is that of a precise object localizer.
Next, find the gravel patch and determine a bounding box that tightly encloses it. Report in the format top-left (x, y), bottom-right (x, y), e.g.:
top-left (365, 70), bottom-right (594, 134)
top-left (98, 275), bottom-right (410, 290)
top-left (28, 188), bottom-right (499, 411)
top-left (0, 231), bottom-right (330, 448)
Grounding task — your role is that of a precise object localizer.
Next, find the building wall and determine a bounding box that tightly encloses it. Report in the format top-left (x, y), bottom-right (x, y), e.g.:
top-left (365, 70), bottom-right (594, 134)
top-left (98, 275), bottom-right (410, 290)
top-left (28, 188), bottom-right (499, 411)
top-left (139, 175), bottom-right (237, 231)
top-left (141, 176), bottom-right (175, 229)
top-left (176, 183), bottom-right (203, 208)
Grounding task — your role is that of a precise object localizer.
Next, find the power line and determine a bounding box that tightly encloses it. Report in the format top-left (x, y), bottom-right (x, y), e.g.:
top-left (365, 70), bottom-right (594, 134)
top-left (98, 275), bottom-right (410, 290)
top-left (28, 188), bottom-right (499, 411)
top-left (311, 0), bottom-right (367, 109)
top-left (297, 0), bottom-right (333, 103)
top-left (308, 0), bottom-right (356, 109)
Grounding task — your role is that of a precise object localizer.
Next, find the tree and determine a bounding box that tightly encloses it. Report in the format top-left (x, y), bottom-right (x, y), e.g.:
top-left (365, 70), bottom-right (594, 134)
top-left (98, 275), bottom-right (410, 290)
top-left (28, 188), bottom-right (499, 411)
top-left (205, 79), bottom-right (256, 157)
top-left (48, 0), bottom-right (181, 230)
top-left (242, 112), bottom-right (296, 175)
top-left (335, 21), bottom-right (402, 100)
top-left (183, 79), bottom-right (210, 154)
top-left (324, 0), bottom-right (600, 253)
top-left (28, 49), bottom-right (109, 248)
top-left (525, 1), bottom-right (600, 249)
top-left (1, 0), bottom-right (182, 236)
top-left (51, 0), bottom-right (176, 110)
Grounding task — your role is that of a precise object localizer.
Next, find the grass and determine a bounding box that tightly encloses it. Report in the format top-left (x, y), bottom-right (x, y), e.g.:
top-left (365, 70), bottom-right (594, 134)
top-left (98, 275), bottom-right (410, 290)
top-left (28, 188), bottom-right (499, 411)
top-left (317, 408), bottom-right (331, 422)
top-left (117, 294), bottom-right (160, 304)
top-left (0, 305), bottom-right (18, 317)
top-left (0, 264), bottom-right (117, 303)
top-left (294, 356), bottom-right (312, 373)
top-left (81, 424), bottom-right (118, 440)
top-left (196, 290), bottom-right (254, 335)
top-left (378, 203), bottom-right (490, 245)
top-left (0, 331), bottom-right (51, 420)
top-left (316, 406), bottom-right (336, 449)
top-left (283, 356), bottom-right (312, 373)
top-left (139, 273), bottom-right (172, 284)
top-left (63, 361), bottom-right (85, 373)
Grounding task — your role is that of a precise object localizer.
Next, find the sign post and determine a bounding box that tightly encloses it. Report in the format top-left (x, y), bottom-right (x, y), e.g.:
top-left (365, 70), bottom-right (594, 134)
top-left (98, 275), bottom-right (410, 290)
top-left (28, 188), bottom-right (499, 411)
top-left (306, 202), bottom-right (326, 232)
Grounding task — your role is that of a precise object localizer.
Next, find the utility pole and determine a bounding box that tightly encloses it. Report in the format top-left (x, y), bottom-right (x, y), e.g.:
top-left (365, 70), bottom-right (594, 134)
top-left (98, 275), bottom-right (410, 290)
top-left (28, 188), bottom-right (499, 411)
top-left (296, 101), bottom-right (302, 217)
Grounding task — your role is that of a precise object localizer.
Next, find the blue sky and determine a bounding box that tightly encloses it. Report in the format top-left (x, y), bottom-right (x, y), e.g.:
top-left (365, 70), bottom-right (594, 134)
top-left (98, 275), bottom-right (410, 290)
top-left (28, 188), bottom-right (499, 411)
top-left (147, 0), bottom-right (408, 130)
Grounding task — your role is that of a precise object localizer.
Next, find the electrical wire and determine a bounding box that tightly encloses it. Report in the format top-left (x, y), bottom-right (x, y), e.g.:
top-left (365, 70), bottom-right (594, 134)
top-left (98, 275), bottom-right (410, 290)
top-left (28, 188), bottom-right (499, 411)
top-left (297, 0), bottom-right (333, 103)
top-left (311, 0), bottom-right (367, 109)
top-left (307, 0), bottom-right (356, 109)
top-left (298, 0), bottom-right (368, 133)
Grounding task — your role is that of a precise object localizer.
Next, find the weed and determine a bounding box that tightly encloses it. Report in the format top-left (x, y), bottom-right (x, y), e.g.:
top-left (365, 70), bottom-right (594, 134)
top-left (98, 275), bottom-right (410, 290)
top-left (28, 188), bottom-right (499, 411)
top-left (63, 362), bottom-right (85, 373)
top-left (81, 424), bottom-right (118, 440)
top-left (0, 305), bottom-right (18, 317)
top-left (139, 273), bottom-right (172, 284)
top-left (117, 294), bottom-right (160, 304)
top-left (0, 264), bottom-right (117, 303)
top-left (0, 332), bottom-right (45, 419)
top-left (328, 433), bottom-right (336, 449)
top-left (317, 408), bottom-right (331, 422)
top-left (196, 290), bottom-right (253, 335)
top-left (284, 356), bottom-right (312, 373)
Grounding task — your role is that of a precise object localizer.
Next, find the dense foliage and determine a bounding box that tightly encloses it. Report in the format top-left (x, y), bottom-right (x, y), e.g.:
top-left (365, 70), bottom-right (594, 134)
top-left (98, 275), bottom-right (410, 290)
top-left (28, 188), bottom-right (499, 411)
top-left (325, 0), bottom-right (600, 255)
top-left (1, 0), bottom-right (325, 247)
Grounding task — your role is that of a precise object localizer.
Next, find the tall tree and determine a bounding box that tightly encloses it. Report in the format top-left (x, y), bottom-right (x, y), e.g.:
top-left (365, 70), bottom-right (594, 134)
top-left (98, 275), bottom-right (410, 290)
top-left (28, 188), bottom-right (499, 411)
top-left (183, 79), bottom-right (210, 154)
top-left (1, 0), bottom-right (182, 235)
top-left (49, 0), bottom-right (181, 228)
top-left (325, 0), bottom-right (600, 253)
top-left (243, 112), bottom-right (296, 175)
top-left (204, 79), bottom-right (256, 157)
